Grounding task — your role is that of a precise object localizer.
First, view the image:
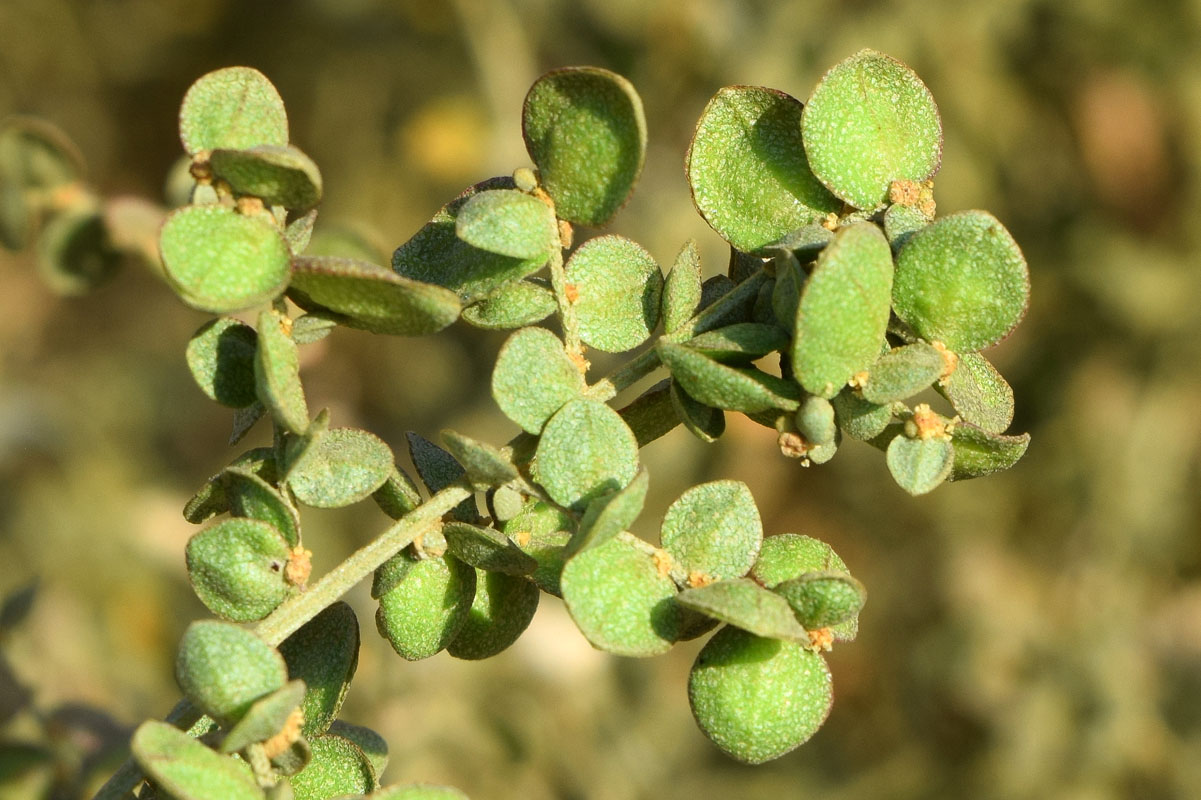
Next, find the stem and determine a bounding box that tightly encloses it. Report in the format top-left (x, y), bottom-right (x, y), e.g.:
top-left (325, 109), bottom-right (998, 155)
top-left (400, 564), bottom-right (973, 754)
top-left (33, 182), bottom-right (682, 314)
top-left (546, 245), bottom-right (584, 362)
top-left (91, 480), bottom-right (474, 800)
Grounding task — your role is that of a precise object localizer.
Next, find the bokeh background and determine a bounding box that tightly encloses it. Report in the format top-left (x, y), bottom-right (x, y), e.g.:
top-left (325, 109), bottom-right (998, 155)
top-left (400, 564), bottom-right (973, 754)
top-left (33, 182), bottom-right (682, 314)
top-left (3, 0), bottom-right (1201, 798)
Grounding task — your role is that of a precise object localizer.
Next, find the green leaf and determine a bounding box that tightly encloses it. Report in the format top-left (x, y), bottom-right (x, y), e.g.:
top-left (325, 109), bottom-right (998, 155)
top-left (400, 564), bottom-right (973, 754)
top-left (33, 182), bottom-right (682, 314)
top-left (220, 679), bottom-right (306, 754)
top-left (670, 381), bottom-right (725, 443)
top-left (278, 408), bottom-right (330, 479)
top-left (559, 536), bottom-right (681, 656)
top-left (795, 395), bottom-right (837, 447)
top-left (676, 579), bottom-right (807, 640)
top-left (661, 481), bottom-right (762, 583)
top-left (886, 434), bottom-right (955, 495)
top-left (291, 735), bottom-right (376, 800)
top-left (185, 518), bottom-right (295, 622)
top-left (688, 627), bottom-right (832, 764)
top-left (949, 423), bottom-right (1030, 481)
top-left (184, 447), bottom-right (276, 524)
top-left (892, 211), bottom-right (1029, 352)
top-left (461, 280), bottom-right (556, 329)
top-left (406, 432), bottom-right (478, 522)
top-left (289, 256), bottom-right (461, 336)
top-left (492, 327), bottom-right (585, 434)
top-left (175, 620), bottom-right (288, 725)
top-left (179, 67), bottom-right (288, 155)
top-left (684, 323), bottom-right (789, 364)
top-left (393, 177), bottom-right (552, 300)
top-left (938, 352), bottom-right (1015, 434)
top-left (326, 721), bottom-right (388, 779)
top-left (286, 428), bottom-right (393, 509)
top-left (443, 522), bottom-right (536, 576)
top-left (568, 466), bottom-right (649, 556)
top-left (883, 202), bottom-right (929, 251)
top-left (372, 465), bottom-right (423, 520)
top-left (374, 551), bottom-right (476, 660)
top-left (618, 379), bottom-right (681, 447)
top-left (209, 145), bottom-right (322, 211)
top-left (279, 602), bottom-right (360, 737)
top-left (831, 387), bottom-right (893, 442)
top-left (439, 430), bottom-right (518, 488)
top-left (792, 223), bottom-right (894, 398)
top-left (286, 209), bottom-right (319, 254)
top-left (565, 234), bottom-right (662, 353)
top-left (861, 342), bottom-right (944, 404)
top-left (34, 209), bottom-right (120, 295)
top-left (454, 188), bottom-right (557, 260)
top-left (187, 318), bottom-right (259, 408)
top-left (505, 505), bottom-right (573, 597)
top-left (662, 240), bottom-right (702, 334)
top-left (770, 253), bottom-right (804, 334)
top-left (253, 310), bottom-right (309, 434)
top-left (532, 398), bottom-right (639, 511)
top-left (447, 570), bottom-right (540, 660)
top-left (773, 572), bottom-right (866, 630)
top-left (658, 342), bottom-right (800, 414)
top-left (686, 86), bottom-right (839, 254)
top-left (223, 466), bottom-right (301, 546)
top-left (522, 67), bottom-right (646, 226)
top-left (801, 49), bottom-right (942, 209)
top-left (751, 533), bottom-right (858, 641)
top-left (132, 721), bottom-right (264, 800)
top-left (763, 224), bottom-right (833, 259)
top-left (160, 205), bottom-right (291, 313)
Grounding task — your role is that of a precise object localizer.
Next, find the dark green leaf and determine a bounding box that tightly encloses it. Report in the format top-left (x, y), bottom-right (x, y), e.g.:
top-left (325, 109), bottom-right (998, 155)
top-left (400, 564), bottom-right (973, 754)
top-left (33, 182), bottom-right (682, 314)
top-left (187, 318), bottom-right (259, 408)
top-left (220, 679), bottom-right (306, 753)
top-left (684, 323), bottom-right (789, 364)
top-left (406, 432), bottom-right (477, 522)
top-left (291, 734), bottom-right (376, 800)
top-left (374, 552), bottom-right (476, 661)
top-left (568, 467), bottom-right (649, 556)
top-left (439, 430), bottom-right (518, 488)
top-left (618, 379), bottom-right (681, 447)
top-left (949, 423), bottom-right (1030, 481)
top-left (326, 721), bottom-right (388, 779)
top-left (937, 351), bottom-right (1015, 433)
top-left (254, 309), bottom-right (309, 434)
top-left (223, 466), bottom-right (300, 546)
top-left (279, 602), bottom-right (360, 737)
top-left (443, 522), bottom-right (537, 575)
top-left (372, 465), bottom-right (423, 520)
top-left (670, 380), bottom-right (725, 443)
top-left (831, 387), bottom-right (893, 441)
top-left (447, 571), bottom-right (539, 660)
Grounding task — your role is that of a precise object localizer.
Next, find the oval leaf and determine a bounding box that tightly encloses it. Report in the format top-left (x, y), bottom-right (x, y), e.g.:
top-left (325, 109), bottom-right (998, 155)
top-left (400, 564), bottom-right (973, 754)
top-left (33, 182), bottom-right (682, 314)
top-left (223, 467), bottom-right (301, 547)
top-left (886, 434), bottom-right (955, 495)
top-left (565, 234), bottom-right (662, 353)
top-left (289, 256), bottom-right (461, 336)
top-left (676, 579), bottom-right (807, 640)
top-left (522, 67), bottom-right (646, 226)
top-left (180, 67), bottom-right (288, 155)
top-left (291, 734), bottom-right (376, 800)
top-left (860, 342), bottom-right (944, 404)
top-left (773, 572), bottom-right (866, 630)
top-left (374, 552), bottom-right (476, 661)
top-left (658, 341), bottom-right (800, 414)
top-left (287, 428), bottom-right (393, 509)
top-left (209, 145), bottom-right (323, 211)
top-left (662, 239), bottom-right (702, 333)
top-left (461, 280), bottom-right (557, 330)
top-left (688, 627), bottom-right (833, 764)
top-left (439, 430), bottom-right (518, 488)
top-left (792, 223), bottom-right (894, 398)
top-left (447, 570), bottom-right (540, 660)
top-left (492, 327), bottom-right (585, 434)
top-left (892, 210), bottom-right (1029, 352)
top-left (937, 351), bottom-right (1014, 434)
top-left (949, 423), bottom-right (1030, 481)
top-left (752, 533), bottom-right (859, 641)
top-left (559, 536), bottom-right (681, 656)
top-left (532, 398), bottom-right (639, 511)
top-left (661, 481), bottom-right (762, 583)
top-left (443, 522), bottom-right (537, 576)
top-left (175, 620), bottom-right (287, 725)
top-left (220, 679), bottom-right (306, 754)
top-left (254, 309), bottom-right (309, 434)
top-left (831, 387), bottom-right (893, 442)
top-left (687, 86), bottom-right (839, 254)
top-left (132, 721), bottom-right (263, 800)
top-left (187, 317), bottom-right (259, 408)
top-left (568, 466), bottom-right (649, 556)
top-left (160, 205), bottom-right (291, 313)
top-left (454, 188), bottom-right (557, 260)
top-left (185, 518), bottom-right (295, 622)
top-left (279, 602), bottom-right (360, 737)
top-left (801, 50), bottom-right (942, 209)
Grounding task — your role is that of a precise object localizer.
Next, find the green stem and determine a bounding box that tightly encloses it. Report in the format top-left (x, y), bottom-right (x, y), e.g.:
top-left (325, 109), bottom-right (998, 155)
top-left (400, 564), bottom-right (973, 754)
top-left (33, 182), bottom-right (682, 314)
top-left (546, 244), bottom-right (584, 361)
top-left (91, 480), bottom-right (474, 800)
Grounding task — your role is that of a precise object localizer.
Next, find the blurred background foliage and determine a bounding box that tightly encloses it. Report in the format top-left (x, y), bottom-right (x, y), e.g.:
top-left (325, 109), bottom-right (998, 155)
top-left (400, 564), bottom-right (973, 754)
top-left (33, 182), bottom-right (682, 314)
top-left (2, 0), bottom-right (1200, 798)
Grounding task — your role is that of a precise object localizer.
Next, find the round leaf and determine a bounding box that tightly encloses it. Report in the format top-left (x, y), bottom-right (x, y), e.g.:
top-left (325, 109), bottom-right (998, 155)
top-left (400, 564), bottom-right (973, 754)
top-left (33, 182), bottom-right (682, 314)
top-left (209, 145), bottom-right (323, 211)
top-left (132, 721), bottom-right (263, 800)
top-left (447, 570), bottom-right (540, 660)
top-left (175, 620), bottom-right (288, 725)
top-left (185, 519), bottom-right (295, 622)
top-left (287, 428), bottom-right (393, 508)
top-left (159, 205), bottom-right (291, 313)
top-left (289, 256), bottom-right (461, 337)
top-left (179, 67), bottom-right (288, 154)
top-left (791, 223), bottom-right (894, 398)
top-left (291, 735), bottom-right (376, 800)
top-left (831, 387), bottom-right (893, 441)
top-left (687, 86), bottom-right (839, 254)
top-left (676, 579), bottom-right (808, 640)
top-left (565, 234), bottom-right (662, 353)
top-left (773, 572), bottom-right (866, 630)
top-left (491, 327), bottom-right (584, 434)
top-left (892, 210), bottom-right (1029, 351)
top-left (454, 188), bottom-right (557, 260)
top-left (279, 602), bottom-right (360, 737)
top-left (35, 209), bottom-right (120, 296)
top-left (751, 533), bottom-right (859, 642)
top-left (187, 318), bottom-right (259, 408)
top-left (327, 721), bottom-right (388, 779)
top-left (522, 67), bottom-right (646, 226)
top-left (374, 552), bottom-right (476, 661)
top-left (688, 627), bottom-right (833, 764)
top-left (860, 342), bottom-right (944, 404)
top-left (559, 536), bottom-right (681, 656)
top-left (660, 480), bottom-right (762, 583)
top-left (393, 177), bottom-right (551, 300)
top-left (886, 434), bottom-right (955, 496)
top-left (801, 50), bottom-right (942, 209)
top-left (532, 398), bottom-right (639, 511)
